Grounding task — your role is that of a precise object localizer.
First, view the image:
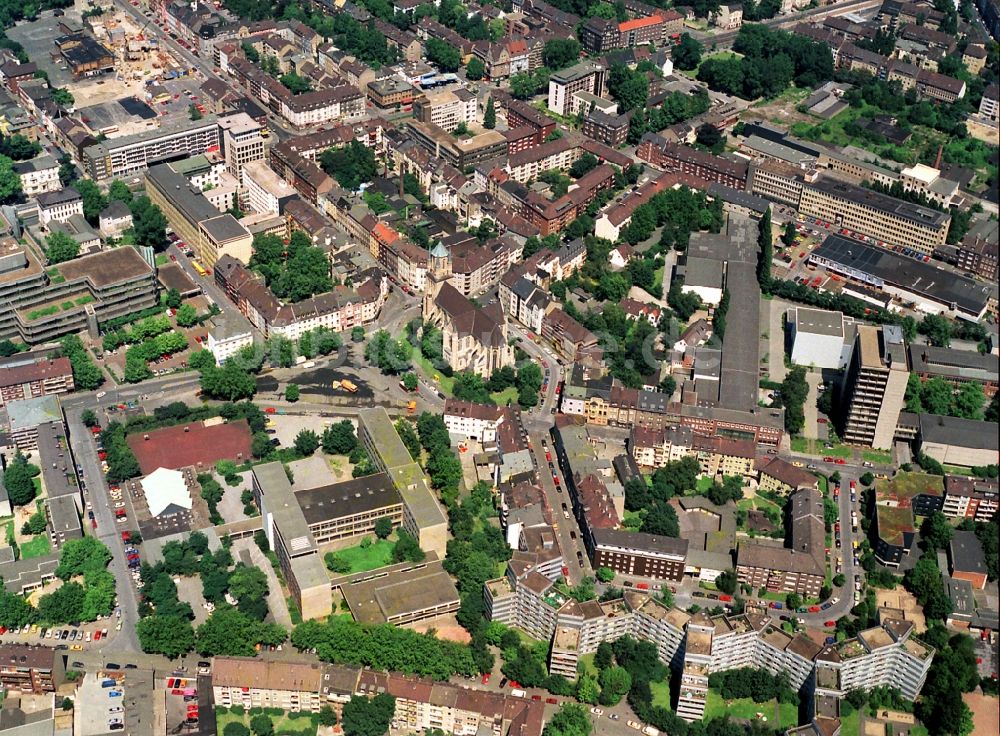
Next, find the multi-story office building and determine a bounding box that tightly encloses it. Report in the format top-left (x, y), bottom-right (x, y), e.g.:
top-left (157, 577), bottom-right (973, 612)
top-left (746, 159), bottom-right (807, 206)
top-left (0, 644), bottom-right (61, 693)
top-left (82, 116), bottom-right (222, 180)
top-left (799, 177), bottom-right (950, 254)
top-left (0, 354), bottom-right (74, 406)
top-left (547, 61), bottom-right (605, 116)
top-left (942, 476), bottom-right (998, 522)
top-left (145, 162), bottom-right (253, 268)
top-left (241, 160), bottom-right (298, 216)
top-left (252, 462), bottom-right (333, 621)
top-left (0, 241), bottom-right (157, 343)
top-left (357, 408), bottom-right (449, 559)
top-left (212, 657), bottom-right (326, 712)
top-left (218, 112), bottom-right (265, 180)
top-left (295, 473), bottom-right (403, 545)
top-left (814, 619), bottom-right (933, 701)
top-left (412, 88), bottom-right (478, 133)
top-left (840, 325), bottom-right (909, 448)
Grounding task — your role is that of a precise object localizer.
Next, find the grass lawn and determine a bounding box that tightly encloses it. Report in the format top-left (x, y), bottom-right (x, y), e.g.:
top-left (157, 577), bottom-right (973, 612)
top-left (679, 50), bottom-right (742, 78)
top-left (839, 703), bottom-right (860, 736)
top-left (412, 344), bottom-right (455, 395)
top-left (32, 477), bottom-right (42, 495)
top-left (216, 709), bottom-right (317, 736)
top-left (705, 691), bottom-right (797, 728)
top-left (155, 254), bottom-right (168, 266)
top-left (790, 437), bottom-right (851, 458)
top-left (816, 474), bottom-right (829, 495)
top-left (652, 263), bottom-right (665, 295)
top-left (650, 679), bottom-right (672, 709)
top-left (20, 535), bottom-right (50, 560)
top-left (330, 539), bottom-right (394, 574)
top-left (696, 476), bottom-right (715, 492)
top-left (577, 653), bottom-right (597, 678)
top-left (491, 386), bottom-right (518, 406)
top-left (862, 450), bottom-right (892, 464)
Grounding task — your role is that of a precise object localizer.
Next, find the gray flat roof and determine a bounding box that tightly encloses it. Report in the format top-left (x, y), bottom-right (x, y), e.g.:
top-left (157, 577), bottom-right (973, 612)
top-left (685, 256), bottom-right (724, 289)
top-left (36, 421), bottom-right (80, 500)
top-left (918, 413), bottom-right (1000, 451)
top-left (47, 494), bottom-right (81, 535)
top-left (295, 472), bottom-right (401, 526)
top-left (794, 307), bottom-right (845, 338)
top-left (340, 560), bottom-right (459, 625)
top-left (950, 530), bottom-right (987, 576)
top-left (7, 395), bottom-right (61, 432)
top-left (146, 163), bottom-right (220, 226)
top-left (908, 344), bottom-right (998, 382)
top-left (810, 176), bottom-right (950, 227)
top-left (359, 408), bottom-right (414, 470)
top-left (254, 462), bottom-right (316, 555)
top-left (202, 214), bottom-right (250, 243)
top-left (813, 235), bottom-right (991, 316)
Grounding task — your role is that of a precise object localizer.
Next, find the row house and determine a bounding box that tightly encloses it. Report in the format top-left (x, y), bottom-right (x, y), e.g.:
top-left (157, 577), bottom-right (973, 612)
top-left (498, 266), bottom-right (551, 333)
top-left (472, 38), bottom-right (532, 80)
top-left (214, 255), bottom-right (388, 339)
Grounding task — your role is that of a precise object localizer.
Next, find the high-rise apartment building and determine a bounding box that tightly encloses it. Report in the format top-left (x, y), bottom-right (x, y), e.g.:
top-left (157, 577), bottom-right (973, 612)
top-left (840, 325), bottom-right (909, 448)
top-left (547, 61), bottom-right (605, 116)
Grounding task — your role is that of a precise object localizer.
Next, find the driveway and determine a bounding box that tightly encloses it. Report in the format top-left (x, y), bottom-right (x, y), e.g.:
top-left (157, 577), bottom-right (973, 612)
top-left (803, 372), bottom-right (823, 440)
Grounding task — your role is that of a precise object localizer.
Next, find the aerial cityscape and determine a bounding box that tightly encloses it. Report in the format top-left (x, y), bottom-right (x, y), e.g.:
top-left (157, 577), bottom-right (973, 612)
top-left (0, 0), bottom-right (996, 734)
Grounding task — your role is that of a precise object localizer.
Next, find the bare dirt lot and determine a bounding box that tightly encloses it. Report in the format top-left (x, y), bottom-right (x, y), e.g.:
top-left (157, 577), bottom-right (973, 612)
top-left (964, 692), bottom-right (998, 736)
top-left (408, 614), bottom-right (472, 645)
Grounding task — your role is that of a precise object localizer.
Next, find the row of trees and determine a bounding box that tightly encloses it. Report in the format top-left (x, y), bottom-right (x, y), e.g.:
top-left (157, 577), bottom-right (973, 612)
top-left (291, 616), bottom-right (478, 680)
top-left (59, 335), bottom-right (104, 391)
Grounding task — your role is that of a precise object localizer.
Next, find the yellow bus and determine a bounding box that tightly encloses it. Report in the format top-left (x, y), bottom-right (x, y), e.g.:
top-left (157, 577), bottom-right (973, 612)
top-left (192, 261), bottom-right (207, 276)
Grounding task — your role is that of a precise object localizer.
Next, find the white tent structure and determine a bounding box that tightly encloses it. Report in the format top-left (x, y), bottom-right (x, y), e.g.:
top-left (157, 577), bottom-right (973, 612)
top-left (141, 467), bottom-right (192, 517)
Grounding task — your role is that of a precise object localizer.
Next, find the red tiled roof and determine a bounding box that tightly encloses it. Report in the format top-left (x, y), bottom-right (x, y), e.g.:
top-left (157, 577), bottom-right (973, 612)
top-left (619, 15), bottom-right (663, 32)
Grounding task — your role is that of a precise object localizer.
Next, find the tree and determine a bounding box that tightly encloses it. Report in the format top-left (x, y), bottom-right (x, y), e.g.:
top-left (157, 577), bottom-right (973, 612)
top-left (426, 37), bottom-right (461, 72)
top-left (164, 288), bottom-right (183, 309)
top-left (695, 123), bottom-right (723, 150)
top-left (575, 674), bottom-right (600, 704)
top-left (80, 409), bottom-right (99, 428)
top-left (598, 665), bottom-right (632, 706)
top-left (294, 429), bottom-right (320, 456)
top-left (285, 383), bottom-right (300, 402)
top-left (224, 725), bottom-right (251, 736)
top-left (322, 420), bottom-right (358, 455)
top-left (640, 501), bottom-right (680, 537)
top-left (107, 179), bottom-right (133, 205)
top-left (75, 179), bottom-right (108, 225)
top-left (0, 590), bottom-right (36, 629)
top-left (483, 96), bottom-right (496, 129)
top-left (786, 592), bottom-right (802, 610)
top-left (0, 155), bottom-right (21, 203)
top-left (596, 566), bottom-right (615, 583)
top-left (607, 63), bottom-right (648, 111)
top-left (249, 714), bottom-right (274, 736)
top-left (673, 33), bottom-right (702, 71)
top-left (715, 570), bottom-right (738, 595)
top-left (317, 706), bottom-right (337, 727)
top-left (52, 88), bottom-right (75, 107)
top-left (279, 73), bottom-right (311, 94)
top-left (196, 607), bottom-right (286, 656)
top-left (0, 134), bottom-right (41, 161)
top-left (44, 231), bottom-right (80, 264)
top-left (569, 152), bottom-right (599, 179)
top-left (757, 208), bottom-right (773, 292)
top-left (374, 517), bottom-right (393, 539)
top-left (130, 196), bottom-right (168, 249)
top-left (341, 693), bottom-right (396, 736)
top-left (921, 512), bottom-right (953, 551)
top-left (4, 452), bottom-right (38, 507)
top-left (200, 361), bottom-right (256, 401)
top-left (860, 472), bottom-right (875, 486)
top-left (542, 38), bottom-right (582, 70)
top-left (251, 432), bottom-right (273, 459)
top-left (137, 615), bottom-right (195, 657)
top-left (392, 530), bottom-right (426, 563)
top-left (544, 703), bottom-right (593, 736)
top-left (466, 56), bottom-right (485, 80)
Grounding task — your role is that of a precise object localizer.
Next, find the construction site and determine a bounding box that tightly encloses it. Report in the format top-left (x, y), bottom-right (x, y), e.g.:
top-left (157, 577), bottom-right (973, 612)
top-left (9, 4), bottom-right (208, 138)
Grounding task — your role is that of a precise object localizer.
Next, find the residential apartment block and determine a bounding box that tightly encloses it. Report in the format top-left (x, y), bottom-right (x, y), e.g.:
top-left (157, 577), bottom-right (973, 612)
top-left (736, 487), bottom-right (826, 598)
top-left (547, 62), bottom-right (606, 116)
top-left (0, 354), bottom-right (74, 407)
top-left (942, 476), bottom-right (998, 522)
top-left (443, 399), bottom-right (506, 442)
top-left (0, 644), bottom-right (61, 693)
top-left (212, 657), bottom-right (326, 712)
top-left (814, 618), bottom-right (933, 701)
top-left (637, 134), bottom-right (749, 190)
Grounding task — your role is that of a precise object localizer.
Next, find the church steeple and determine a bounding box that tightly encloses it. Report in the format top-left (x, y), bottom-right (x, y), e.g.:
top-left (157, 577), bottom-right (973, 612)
top-left (423, 241), bottom-right (452, 318)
